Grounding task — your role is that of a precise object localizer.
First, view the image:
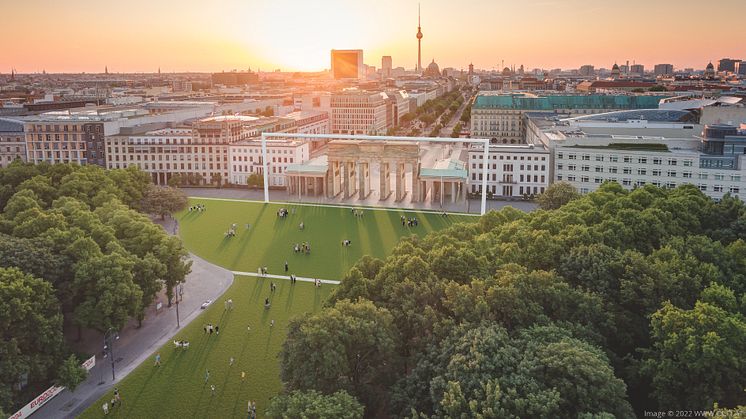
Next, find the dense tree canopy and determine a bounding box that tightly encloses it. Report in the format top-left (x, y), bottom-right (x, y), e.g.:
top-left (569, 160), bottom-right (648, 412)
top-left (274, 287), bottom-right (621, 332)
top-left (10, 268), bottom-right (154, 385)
top-left (0, 268), bottom-right (64, 411)
top-left (0, 162), bottom-right (190, 413)
top-left (280, 182), bottom-right (746, 417)
top-left (266, 390), bottom-right (364, 419)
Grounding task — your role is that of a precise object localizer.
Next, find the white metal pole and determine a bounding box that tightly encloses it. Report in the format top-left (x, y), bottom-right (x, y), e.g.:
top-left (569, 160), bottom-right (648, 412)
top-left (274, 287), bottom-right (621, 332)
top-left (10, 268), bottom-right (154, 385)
top-left (261, 133), bottom-right (269, 203)
top-left (480, 139), bottom-right (488, 215)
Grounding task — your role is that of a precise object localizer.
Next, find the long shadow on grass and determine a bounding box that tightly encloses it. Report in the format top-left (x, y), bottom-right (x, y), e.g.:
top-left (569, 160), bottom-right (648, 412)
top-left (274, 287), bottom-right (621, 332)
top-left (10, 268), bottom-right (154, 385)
top-left (229, 335), bottom-right (253, 418)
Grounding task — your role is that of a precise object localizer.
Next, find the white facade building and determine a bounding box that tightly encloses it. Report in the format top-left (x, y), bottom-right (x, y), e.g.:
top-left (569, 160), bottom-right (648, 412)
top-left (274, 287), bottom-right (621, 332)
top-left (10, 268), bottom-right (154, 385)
top-left (467, 144), bottom-right (550, 197)
top-left (528, 109), bottom-right (746, 201)
top-left (106, 116), bottom-right (248, 185)
top-left (330, 90), bottom-right (388, 135)
top-left (228, 139), bottom-right (309, 187)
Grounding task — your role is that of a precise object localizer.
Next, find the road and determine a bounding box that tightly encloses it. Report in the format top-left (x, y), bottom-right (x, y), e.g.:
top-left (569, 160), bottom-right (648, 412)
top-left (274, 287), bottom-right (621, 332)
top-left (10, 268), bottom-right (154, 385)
top-left (31, 217), bottom-right (234, 419)
top-left (441, 91), bottom-right (474, 135)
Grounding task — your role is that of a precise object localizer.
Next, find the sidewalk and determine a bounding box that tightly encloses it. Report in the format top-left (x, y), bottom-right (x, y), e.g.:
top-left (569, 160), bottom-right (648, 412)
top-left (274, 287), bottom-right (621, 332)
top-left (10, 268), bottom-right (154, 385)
top-left (31, 218), bottom-right (234, 419)
top-left (181, 187), bottom-right (538, 213)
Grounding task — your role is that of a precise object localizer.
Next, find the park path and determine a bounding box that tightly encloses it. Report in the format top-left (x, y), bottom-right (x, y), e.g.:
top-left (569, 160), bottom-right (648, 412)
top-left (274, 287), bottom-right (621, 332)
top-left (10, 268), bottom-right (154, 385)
top-left (180, 188), bottom-right (538, 213)
top-left (31, 218), bottom-right (234, 419)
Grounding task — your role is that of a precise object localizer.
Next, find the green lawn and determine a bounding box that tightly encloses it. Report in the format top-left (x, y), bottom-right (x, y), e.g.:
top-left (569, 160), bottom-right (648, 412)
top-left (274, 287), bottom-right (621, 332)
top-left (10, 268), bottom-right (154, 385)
top-left (80, 199), bottom-right (473, 418)
top-left (80, 276), bottom-right (334, 419)
top-left (178, 198), bottom-right (473, 279)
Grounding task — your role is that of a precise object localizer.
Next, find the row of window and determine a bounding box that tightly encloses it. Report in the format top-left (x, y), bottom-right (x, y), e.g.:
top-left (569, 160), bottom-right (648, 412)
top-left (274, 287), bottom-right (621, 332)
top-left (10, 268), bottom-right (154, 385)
top-left (559, 152), bottom-right (693, 167)
top-left (558, 175), bottom-right (741, 194)
top-left (473, 154), bottom-right (547, 161)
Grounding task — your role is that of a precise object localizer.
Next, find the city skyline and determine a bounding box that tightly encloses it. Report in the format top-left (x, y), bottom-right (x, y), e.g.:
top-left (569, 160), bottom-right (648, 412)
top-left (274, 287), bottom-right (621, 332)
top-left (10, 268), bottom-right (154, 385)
top-left (3, 0), bottom-right (746, 73)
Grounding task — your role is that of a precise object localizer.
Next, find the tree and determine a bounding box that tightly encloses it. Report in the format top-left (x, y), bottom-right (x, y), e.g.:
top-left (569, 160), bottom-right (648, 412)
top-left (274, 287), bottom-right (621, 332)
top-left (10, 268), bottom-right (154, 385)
top-left (55, 355), bottom-right (87, 391)
top-left (266, 390), bottom-right (364, 419)
top-left (247, 173), bottom-right (264, 189)
top-left (393, 324), bottom-right (634, 418)
top-left (451, 122), bottom-right (462, 138)
top-left (140, 185), bottom-right (188, 220)
top-left (210, 173), bottom-right (222, 188)
top-left (72, 252), bottom-right (143, 333)
top-left (648, 85), bottom-right (666, 92)
top-left (280, 299), bottom-right (398, 415)
top-left (642, 299), bottom-right (746, 409)
top-left (0, 268), bottom-right (65, 413)
top-left (167, 174), bottom-right (183, 187)
top-left (536, 181), bottom-right (581, 210)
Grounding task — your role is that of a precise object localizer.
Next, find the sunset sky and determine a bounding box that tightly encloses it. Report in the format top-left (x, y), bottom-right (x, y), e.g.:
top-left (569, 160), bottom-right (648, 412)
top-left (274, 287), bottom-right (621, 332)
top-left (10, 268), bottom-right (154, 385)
top-left (4, 0), bottom-right (745, 73)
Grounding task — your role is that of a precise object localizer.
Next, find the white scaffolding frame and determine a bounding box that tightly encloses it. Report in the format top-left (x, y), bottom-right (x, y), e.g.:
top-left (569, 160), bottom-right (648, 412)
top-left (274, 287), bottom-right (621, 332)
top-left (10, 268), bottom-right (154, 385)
top-left (260, 132), bottom-right (490, 215)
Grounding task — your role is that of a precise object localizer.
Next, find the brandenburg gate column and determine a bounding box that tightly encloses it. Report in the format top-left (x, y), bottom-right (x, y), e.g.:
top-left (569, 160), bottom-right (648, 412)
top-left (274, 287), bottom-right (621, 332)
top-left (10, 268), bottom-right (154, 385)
top-left (394, 161), bottom-right (406, 201)
top-left (357, 160), bottom-right (370, 200)
top-left (379, 160), bottom-right (391, 201)
top-left (410, 160), bottom-right (421, 203)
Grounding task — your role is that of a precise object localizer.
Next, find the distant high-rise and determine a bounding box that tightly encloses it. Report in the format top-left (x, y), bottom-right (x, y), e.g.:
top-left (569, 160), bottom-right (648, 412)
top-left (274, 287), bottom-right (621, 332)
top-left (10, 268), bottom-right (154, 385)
top-left (381, 56), bottom-right (392, 78)
top-left (416, 3), bottom-right (423, 73)
top-left (331, 49), bottom-right (364, 79)
top-left (630, 64), bottom-right (645, 75)
top-left (654, 63), bottom-right (674, 76)
top-left (579, 65), bottom-right (595, 77)
top-left (718, 58), bottom-right (738, 73)
top-left (468, 63), bottom-right (474, 75)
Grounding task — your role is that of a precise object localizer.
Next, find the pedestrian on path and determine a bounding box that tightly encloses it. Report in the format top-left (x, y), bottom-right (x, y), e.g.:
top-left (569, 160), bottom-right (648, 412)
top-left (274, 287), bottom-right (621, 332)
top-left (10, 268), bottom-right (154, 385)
top-left (211, 384), bottom-right (216, 396)
top-left (270, 319), bottom-right (275, 328)
top-left (205, 369), bottom-right (210, 383)
top-left (113, 388), bottom-right (121, 405)
top-left (102, 402), bottom-right (109, 415)
top-left (241, 371), bottom-right (246, 383)
top-left (284, 260), bottom-right (288, 272)
top-left (216, 325), bottom-right (220, 335)
top-left (229, 357), bottom-right (234, 367)
top-left (154, 353), bottom-right (161, 367)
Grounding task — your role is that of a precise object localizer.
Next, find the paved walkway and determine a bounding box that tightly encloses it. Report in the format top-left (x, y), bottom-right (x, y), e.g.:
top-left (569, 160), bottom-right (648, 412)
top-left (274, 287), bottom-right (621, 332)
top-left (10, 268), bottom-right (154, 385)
top-left (31, 218), bottom-right (234, 419)
top-left (182, 187), bottom-right (538, 213)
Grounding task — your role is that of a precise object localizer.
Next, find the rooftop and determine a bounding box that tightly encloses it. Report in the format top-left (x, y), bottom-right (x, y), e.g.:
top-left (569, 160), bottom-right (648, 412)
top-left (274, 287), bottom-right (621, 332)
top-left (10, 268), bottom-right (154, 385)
top-left (473, 93), bottom-right (668, 110)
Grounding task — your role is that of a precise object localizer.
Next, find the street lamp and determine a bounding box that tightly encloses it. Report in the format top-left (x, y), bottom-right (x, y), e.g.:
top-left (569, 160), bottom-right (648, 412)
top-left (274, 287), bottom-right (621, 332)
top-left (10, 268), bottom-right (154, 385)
top-left (175, 283), bottom-right (184, 328)
top-left (102, 327), bottom-right (119, 381)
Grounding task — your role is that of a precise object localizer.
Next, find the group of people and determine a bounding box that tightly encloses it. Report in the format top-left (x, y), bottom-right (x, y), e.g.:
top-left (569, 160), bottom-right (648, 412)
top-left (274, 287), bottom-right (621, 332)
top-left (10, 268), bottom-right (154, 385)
top-left (224, 299), bottom-right (233, 310)
top-left (203, 323), bottom-right (220, 335)
top-left (401, 215), bottom-right (419, 227)
top-left (293, 242), bottom-right (311, 254)
top-left (277, 208), bottom-right (289, 218)
top-left (172, 340), bottom-right (190, 349)
top-left (188, 204), bottom-right (206, 212)
top-left (225, 222), bottom-right (238, 237)
top-left (289, 274), bottom-right (298, 283)
top-left (257, 266), bottom-right (268, 276)
top-left (314, 278), bottom-right (322, 288)
top-left (247, 400), bottom-right (258, 418)
top-left (101, 387), bottom-right (122, 415)
top-left (351, 208), bottom-right (365, 217)
top-left (342, 239), bottom-right (352, 247)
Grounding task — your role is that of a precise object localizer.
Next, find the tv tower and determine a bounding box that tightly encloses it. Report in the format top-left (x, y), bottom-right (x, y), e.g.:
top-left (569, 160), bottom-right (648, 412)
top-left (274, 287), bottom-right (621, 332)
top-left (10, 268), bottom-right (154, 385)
top-left (416, 3), bottom-right (423, 73)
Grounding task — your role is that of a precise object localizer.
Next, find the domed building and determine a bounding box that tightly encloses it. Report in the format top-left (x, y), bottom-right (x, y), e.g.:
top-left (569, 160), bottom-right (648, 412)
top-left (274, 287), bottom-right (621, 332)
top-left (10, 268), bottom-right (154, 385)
top-left (610, 63), bottom-right (621, 79)
top-left (704, 62), bottom-right (715, 78)
top-left (423, 59), bottom-right (441, 77)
